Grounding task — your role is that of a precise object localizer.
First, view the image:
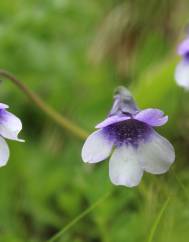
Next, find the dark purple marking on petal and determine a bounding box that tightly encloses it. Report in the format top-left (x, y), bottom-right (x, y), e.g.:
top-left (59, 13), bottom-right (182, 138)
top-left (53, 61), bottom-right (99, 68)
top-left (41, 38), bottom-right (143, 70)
top-left (102, 119), bottom-right (153, 148)
top-left (178, 37), bottom-right (189, 57)
top-left (0, 109), bottom-right (6, 119)
top-left (183, 51), bottom-right (189, 63)
top-left (0, 109), bottom-right (9, 124)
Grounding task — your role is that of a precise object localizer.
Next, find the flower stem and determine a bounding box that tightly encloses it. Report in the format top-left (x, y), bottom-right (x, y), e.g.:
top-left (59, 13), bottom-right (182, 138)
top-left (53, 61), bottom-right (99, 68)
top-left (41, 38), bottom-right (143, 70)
top-left (171, 167), bottom-right (189, 199)
top-left (146, 196), bottom-right (170, 242)
top-left (47, 191), bottom-right (111, 242)
top-left (0, 69), bottom-right (88, 140)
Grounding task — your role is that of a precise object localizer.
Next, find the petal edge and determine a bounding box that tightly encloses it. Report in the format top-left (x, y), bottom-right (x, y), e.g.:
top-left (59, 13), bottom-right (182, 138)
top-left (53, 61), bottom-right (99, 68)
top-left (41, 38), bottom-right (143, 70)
top-left (135, 108), bottom-right (168, 127)
top-left (0, 137), bottom-right (9, 167)
top-left (82, 130), bottom-right (113, 163)
top-left (137, 131), bottom-right (175, 174)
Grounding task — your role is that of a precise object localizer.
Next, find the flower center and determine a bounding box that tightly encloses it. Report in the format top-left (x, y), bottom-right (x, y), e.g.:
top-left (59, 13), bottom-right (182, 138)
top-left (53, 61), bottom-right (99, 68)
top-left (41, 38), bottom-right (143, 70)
top-left (103, 119), bottom-right (152, 147)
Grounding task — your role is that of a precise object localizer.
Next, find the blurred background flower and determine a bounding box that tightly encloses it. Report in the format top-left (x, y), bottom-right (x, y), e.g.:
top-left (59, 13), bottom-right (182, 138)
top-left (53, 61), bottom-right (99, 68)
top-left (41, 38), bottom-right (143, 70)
top-left (0, 0), bottom-right (189, 241)
top-left (0, 103), bottom-right (23, 167)
top-left (175, 36), bottom-right (189, 90)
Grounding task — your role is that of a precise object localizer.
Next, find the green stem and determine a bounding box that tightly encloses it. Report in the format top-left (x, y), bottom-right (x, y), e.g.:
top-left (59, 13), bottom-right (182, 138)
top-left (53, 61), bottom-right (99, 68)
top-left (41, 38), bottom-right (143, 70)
top-left (146, 197), bottom-right (170, 242)
top-left (171, 167), bottom-right (189, 199)
top-left (47, 191), bottom-right (111, 242)
top-left (0, 69), bottom-right (88, 140)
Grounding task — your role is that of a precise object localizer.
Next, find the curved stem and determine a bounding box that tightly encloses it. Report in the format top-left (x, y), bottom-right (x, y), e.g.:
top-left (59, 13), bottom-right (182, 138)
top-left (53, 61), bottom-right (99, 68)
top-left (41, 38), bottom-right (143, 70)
top-left (47, 191), bottom-right (111, 242)
top-left (0, 69), bottom-right (88, 140)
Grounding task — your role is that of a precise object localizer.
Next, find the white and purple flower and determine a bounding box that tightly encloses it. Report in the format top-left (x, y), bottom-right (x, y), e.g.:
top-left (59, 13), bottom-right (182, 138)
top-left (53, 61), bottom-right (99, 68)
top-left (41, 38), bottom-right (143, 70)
top-left (175, 36), bottom-right (189, 90)
top-left (0, 103), bottom-right (24, 167)
top-left (82, 87), bottom-right (175, 187)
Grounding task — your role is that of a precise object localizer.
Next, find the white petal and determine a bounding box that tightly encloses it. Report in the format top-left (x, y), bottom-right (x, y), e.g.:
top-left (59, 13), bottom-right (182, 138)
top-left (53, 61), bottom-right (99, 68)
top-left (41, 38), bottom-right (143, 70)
top-left (175, 61), bottom-right (189, 90)
top-left (0, 111), bottom-right (24, 142)
top-left (0, 103), bottom-right (9, 109)
top-left (0, 137), bottom-right (9, 167)
top-left (81, 130), bottom-right (113, 163)
top-left (109, 146), bottom-right (143, 187)
top-left (137, 132), bottom-right (175, 174)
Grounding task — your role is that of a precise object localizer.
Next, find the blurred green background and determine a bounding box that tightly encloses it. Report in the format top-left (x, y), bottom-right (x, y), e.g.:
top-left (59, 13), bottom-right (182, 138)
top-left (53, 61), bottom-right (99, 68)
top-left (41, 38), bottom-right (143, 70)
top-left (0, 0), bottom-right (189, 241)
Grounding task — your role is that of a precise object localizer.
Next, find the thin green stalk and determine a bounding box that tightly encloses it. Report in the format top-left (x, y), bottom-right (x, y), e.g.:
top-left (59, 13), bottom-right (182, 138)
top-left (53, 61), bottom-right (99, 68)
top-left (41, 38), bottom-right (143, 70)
top-left (146, 197), bottom-right (170, 242)
top-left (47, 191), bottom-right (111, 242)
top-left (171, 167), bottom-right (189, 199)
top-left (0, 69), bottom-right (88, 140)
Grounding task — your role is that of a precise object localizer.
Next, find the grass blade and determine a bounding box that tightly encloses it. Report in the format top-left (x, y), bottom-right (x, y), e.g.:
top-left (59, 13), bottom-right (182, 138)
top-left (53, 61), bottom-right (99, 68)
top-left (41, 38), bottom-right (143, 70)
top-left (146, 196), bottom-right (170, 242)
top-left (47, 191), bottom-right (111, 242)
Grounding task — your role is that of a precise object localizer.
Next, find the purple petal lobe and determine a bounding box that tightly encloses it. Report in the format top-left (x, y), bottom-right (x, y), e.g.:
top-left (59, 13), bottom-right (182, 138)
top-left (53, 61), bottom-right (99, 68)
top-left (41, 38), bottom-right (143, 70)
top-left (137, 131), bottom-right (175, 174)
top-left (0, 137), bottom-right (9, 167)
top-left (109, 146), bottom-right (143, 187)
top-left (0, 103), bottom-right (9, 110)
top-left (135, 108), bottom-right (168, 127)
top-left (96, 115), bottom-right (130, 129)
top-left (82, 130), bottom-right (113, 163)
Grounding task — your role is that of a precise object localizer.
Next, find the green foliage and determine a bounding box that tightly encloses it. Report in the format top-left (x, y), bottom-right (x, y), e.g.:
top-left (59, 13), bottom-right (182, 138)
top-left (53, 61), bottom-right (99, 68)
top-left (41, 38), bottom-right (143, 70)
top-left (0, 0), bottom-right (189, 242)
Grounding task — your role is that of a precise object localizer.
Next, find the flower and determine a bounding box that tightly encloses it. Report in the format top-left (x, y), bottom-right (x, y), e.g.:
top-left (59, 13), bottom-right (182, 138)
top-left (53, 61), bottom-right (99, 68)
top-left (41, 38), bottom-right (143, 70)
top-left (81, 87), bottom-right (175, 187)
top-left (175, 36), bottom-right (189, 90)
top-left (0, 103), bottom-right (24, 167)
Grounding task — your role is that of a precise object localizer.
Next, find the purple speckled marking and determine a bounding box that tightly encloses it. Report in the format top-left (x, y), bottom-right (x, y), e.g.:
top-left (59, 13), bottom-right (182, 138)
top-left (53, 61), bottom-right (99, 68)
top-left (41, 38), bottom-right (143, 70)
top-left (102, 119), bottom-right (153, 148)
